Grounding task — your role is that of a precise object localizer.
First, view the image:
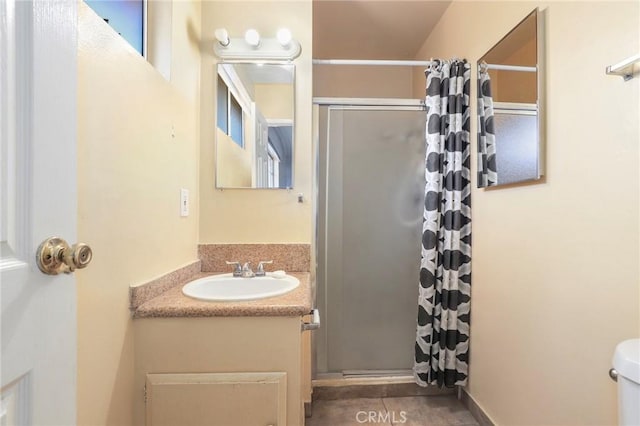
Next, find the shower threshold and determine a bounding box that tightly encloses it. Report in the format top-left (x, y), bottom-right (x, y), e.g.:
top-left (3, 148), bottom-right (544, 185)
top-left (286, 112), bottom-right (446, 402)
top-left (341, 369), bottom-right (412, 378)
top-left (312, 370), bottom-right (453, 401)
top-left (314, 371), bottom-right (414, 388)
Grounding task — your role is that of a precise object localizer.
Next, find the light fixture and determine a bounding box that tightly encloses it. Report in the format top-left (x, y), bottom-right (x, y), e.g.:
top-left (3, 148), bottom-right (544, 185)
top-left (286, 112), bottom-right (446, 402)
top-left (276, 28), bottom-right (292, 46)
top-left (213, 28), bottom-right (301, 61)
top-left (214, 28), bottom-right (230, 47)
top-left (244, 29), bottom-right (260, 47)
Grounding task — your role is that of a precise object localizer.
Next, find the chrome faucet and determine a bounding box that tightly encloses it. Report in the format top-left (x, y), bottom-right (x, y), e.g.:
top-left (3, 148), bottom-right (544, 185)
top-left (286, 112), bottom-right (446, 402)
top-left (241, 262), bottom-right (255, 278)
top-left (255, 260), bottom-right (273, 277)
top-left (225, 261), bottom-right (242, 277)
top-left (227, 260), bottom-right (273, 278)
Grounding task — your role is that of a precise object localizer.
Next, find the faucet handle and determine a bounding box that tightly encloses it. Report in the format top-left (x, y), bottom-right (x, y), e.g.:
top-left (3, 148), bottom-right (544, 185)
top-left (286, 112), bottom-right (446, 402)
top-left (255, 260), bottom-right (273, 276)
top-left (225, 261), bottom-right (242, 277)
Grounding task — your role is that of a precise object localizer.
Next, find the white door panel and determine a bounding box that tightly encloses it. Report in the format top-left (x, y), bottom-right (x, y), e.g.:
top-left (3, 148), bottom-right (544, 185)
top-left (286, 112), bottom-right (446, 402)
top-left (1, 1), bottom-right (78, 424)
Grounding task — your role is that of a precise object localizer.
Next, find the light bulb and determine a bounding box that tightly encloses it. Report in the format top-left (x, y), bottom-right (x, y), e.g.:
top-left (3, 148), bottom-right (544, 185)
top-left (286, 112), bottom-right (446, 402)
top-left (276, 28), bottom-right (292, 46)
top-left (214, 28), bottom-right (229, 47)
top-left (244, 29), bottom-right (260, 47)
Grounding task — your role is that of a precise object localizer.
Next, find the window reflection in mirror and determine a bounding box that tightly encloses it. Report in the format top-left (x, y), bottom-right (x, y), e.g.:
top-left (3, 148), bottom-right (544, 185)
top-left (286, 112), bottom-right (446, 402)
top-left (477, 9), bottom-right (544, 188)
top-left (215, 63), bottom-right (294, 189)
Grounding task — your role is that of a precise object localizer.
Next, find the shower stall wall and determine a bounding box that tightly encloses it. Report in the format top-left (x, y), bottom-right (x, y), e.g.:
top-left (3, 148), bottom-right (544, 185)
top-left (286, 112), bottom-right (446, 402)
top-left (315, 100), bottom-right (426, 378)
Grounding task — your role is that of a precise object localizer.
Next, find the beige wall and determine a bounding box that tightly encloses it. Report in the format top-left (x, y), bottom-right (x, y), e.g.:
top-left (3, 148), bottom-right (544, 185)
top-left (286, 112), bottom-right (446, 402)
top-left (146, 0), bottom-right (173, 82)
top-left (414, 2), bottom-right (639, 425)
top-left (146, 0), bottom-right (201, 104)
top-left (314, 65), bottom-right (415, 98)
top-left (200, 1), bottom-right (312, 244)
top-left (216, 129), bottom-right (253, 187)
top-left (494, 37), bottom-right (537, 103)
top-left (77, 2), bottom-right (201, 424)
top-left (255, 83), bottom-right (294, 120)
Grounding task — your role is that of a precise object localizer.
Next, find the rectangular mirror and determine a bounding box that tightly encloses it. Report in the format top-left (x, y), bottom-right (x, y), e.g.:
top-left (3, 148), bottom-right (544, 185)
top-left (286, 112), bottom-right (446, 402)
top-left (216, 63), bottom-right (294, 189)
top-left (477, 8), bottom-right (544, 188)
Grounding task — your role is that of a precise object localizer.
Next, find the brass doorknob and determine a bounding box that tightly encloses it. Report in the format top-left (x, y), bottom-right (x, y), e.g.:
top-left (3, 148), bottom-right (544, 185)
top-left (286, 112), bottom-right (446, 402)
top-left (36, 237), bottom-right (93, 275)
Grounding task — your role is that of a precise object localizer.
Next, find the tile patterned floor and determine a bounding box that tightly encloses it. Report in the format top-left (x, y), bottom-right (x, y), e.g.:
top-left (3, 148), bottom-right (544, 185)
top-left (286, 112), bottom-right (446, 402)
top-left (306, 395), bottom-right (479, 426)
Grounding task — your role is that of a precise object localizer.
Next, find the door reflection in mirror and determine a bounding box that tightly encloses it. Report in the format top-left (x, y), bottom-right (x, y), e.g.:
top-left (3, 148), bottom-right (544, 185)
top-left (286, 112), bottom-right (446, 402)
top-left (215, 63), bottom-right (295, 189)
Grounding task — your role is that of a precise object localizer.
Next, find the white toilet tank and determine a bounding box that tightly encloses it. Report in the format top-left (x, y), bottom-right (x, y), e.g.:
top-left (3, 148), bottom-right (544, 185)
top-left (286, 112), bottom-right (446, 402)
top-left (612, 339), bottom-right (640, 426)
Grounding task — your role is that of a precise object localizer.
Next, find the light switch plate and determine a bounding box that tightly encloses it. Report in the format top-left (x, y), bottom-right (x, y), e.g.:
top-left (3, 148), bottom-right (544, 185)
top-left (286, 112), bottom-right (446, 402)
top-left (180, 188), bottom-right (189, 217)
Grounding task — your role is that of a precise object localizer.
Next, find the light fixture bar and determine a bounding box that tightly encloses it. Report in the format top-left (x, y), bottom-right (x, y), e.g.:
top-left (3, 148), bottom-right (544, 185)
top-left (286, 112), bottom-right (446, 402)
top-left (214, 29), bottom-right (301, 61)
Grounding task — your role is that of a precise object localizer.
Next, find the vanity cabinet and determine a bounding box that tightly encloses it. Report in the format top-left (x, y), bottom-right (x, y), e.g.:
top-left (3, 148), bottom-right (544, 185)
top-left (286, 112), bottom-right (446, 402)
top-left (134, 316), bottom-right (306, 426)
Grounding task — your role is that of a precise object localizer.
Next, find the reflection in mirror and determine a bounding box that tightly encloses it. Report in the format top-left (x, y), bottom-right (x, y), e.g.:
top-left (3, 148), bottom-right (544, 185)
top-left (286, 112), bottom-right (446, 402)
top-left (216, 63), bottom-right (294, 189)
top-left (477, 9), bottom-right (543, 188)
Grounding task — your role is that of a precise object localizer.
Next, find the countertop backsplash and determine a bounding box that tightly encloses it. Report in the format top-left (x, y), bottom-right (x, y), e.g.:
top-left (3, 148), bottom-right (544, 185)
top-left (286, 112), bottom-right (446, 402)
top-left (198, 244), bottom-right (311, 273)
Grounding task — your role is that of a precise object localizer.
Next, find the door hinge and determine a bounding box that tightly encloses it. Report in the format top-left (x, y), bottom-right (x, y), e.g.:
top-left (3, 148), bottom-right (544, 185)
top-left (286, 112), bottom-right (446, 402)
top-left (144, 384), bottom-right (147, 404)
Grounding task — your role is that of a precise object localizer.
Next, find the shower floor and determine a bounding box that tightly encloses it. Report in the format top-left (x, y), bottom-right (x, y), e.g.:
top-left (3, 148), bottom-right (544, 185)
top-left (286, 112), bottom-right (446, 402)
top-left (306, 395), bottom-right (479, 426)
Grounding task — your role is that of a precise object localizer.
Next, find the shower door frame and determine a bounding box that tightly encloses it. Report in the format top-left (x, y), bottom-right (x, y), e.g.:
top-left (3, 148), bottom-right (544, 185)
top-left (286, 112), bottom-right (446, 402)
top-left (312, 98), bottom-right (426, 383)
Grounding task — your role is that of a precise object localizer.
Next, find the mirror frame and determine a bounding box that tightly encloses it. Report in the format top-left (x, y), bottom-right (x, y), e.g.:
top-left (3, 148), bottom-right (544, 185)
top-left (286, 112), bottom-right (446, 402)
top-left (476, 8), bottom-right (545, 188)
top-left (214, 61), bottom-right (296, 190)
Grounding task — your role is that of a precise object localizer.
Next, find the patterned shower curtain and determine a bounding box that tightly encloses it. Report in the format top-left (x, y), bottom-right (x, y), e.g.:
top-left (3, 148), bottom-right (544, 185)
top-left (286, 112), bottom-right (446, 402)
top-left (477, 63), bottom-right (497, 186)
top-left (414, 59), bottom-right (472, 388)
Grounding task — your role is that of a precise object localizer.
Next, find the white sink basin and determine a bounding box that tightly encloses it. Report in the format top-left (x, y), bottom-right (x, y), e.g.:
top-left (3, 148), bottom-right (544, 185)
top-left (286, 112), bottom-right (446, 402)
top-left (182, 273), bottom-right (300, 302)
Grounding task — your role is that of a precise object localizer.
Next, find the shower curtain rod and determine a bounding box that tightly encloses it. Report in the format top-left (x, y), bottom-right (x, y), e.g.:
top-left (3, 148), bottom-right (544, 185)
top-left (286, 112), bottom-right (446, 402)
top-left (485, 64), bottom-right (537, 72)
top-left (313, 59), bottom-right (434, 66)
top-left (313, 59), bottom-right (536, 73)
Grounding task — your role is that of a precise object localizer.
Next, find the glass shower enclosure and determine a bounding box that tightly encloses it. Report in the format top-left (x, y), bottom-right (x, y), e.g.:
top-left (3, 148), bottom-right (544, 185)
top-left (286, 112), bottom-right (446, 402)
top-left (315, 100), bottom-right (426, 377)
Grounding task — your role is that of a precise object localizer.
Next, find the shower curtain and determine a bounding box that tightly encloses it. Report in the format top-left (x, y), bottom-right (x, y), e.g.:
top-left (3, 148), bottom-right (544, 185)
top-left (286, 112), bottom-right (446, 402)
top-left (414, 59), bottom-right (472, 388)
top-left (477, 64), bottom-right (497, 186)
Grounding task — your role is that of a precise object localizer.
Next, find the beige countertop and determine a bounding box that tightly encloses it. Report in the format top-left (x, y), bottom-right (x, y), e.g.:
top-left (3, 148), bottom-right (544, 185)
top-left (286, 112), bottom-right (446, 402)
top-left (133, 272), bottom-right (312, 319)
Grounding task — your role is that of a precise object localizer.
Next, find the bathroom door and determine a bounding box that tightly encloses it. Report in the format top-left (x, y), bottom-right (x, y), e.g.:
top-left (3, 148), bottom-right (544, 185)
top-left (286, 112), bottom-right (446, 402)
top-left (1, 0), bottom-right (78, 423)
top-left (317, 105), bottom-right (425, 375)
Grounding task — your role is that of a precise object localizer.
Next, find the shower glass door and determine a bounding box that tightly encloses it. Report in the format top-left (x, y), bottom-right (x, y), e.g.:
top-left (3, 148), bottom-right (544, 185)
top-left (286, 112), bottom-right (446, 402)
top-left (316, 104), bottom-right (425, 376)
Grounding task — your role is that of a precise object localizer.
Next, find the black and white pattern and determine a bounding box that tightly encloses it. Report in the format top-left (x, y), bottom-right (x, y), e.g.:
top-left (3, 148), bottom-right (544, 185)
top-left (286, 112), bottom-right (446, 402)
top-left (477, 64), bottom-right (497, 187)
top-left (414, 59), bottom-right (472, 388)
